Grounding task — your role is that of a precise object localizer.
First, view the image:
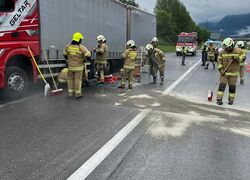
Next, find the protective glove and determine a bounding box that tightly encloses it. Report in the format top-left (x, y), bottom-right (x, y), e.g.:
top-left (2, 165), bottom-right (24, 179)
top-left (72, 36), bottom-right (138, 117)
top-left (232, 55), bottom-right (239, 61)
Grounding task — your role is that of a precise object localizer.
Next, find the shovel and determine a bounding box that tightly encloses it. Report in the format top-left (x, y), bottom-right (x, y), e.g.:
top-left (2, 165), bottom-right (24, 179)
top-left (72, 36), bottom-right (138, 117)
top-left (207, 59), bottom-right (233, 101)
top-left (28, 46), bottom-right (51, 97)
top-left (43, 49), bottom-right (63, 96)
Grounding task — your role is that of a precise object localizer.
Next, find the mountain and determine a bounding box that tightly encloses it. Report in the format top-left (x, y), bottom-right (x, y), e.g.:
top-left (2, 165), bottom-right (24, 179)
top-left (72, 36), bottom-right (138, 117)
top-left (199, 13), bottom-right (250, 37)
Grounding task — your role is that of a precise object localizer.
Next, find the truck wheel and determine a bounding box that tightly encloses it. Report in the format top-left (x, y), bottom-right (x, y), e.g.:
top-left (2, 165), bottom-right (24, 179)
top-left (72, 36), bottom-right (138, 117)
top-left (4, 66), bottom-right (29, 98)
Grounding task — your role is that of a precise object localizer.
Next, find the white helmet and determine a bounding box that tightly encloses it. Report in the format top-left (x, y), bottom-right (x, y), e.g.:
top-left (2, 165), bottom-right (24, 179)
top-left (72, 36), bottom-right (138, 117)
top-left (236, 41), bottom-right (245, 49)
top-left (152, 37), bottom-right (159, 43)
top-left (126, 40), bottom-right (136, 48)
top-left (96, 35), bottom-right (106, 42)
top-left (222, 38), bottom-right (234, 48)
top-left (146, 44), bottom-right (154, 51)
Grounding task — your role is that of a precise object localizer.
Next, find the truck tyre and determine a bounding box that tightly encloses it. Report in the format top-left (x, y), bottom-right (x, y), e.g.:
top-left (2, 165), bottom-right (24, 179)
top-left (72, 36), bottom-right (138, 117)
top-left (4, 66), bottom-right (29, 98)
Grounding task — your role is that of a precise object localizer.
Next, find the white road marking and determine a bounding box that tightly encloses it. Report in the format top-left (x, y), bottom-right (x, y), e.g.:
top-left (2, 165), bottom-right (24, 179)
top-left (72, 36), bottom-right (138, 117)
top-left (162, 59), bottom-right (201, 96)
top-left (67, 109), bottom-right (151, 180)
top-left (0, 94), bottom-right (41, 108)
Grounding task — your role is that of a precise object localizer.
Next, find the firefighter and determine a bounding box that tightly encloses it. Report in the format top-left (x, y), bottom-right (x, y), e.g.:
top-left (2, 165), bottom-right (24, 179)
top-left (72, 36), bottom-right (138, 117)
top-left (205, 41), bottom-right (216, 70)
top-left (151, 37), bottom-right (159, 48)
top-left (95, 35), bottom-right (108, 84)
top-left (201, 43), bottom-right (207, 66)
top-left (236, 41), bottom-right (247, 84)
top-left (216, 37), bottom-right (244, 105)
top-left (182, 44), bottom-right (188, 66)
top-left (63, 32), bottom-right (91, 98)
top-left (146, 44), bottom-right (166, 85)
top-left (118, 40), bottom-right (137, 89)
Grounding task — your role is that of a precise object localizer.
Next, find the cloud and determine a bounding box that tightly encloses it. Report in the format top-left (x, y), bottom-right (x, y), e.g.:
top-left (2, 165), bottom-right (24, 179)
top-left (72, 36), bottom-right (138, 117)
top-left (136, 0), bottom-right (250, 23)
top-left (180, 0), bottom-right (250, 22)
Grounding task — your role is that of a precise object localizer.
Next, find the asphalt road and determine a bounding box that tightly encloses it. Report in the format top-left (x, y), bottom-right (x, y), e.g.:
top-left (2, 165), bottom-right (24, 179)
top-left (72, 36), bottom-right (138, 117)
top-left (0, 52), bottom-right (250, 180)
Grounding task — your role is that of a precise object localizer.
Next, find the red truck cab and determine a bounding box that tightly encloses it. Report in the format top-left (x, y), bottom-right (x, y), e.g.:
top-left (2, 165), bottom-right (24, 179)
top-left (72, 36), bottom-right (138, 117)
top-left (0, 0), bottom-right (39, 98)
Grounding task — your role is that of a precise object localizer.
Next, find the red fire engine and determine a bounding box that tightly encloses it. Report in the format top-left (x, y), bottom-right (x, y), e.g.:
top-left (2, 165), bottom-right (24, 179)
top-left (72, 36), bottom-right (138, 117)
top-left (176, 32), bottom-right (198, 56)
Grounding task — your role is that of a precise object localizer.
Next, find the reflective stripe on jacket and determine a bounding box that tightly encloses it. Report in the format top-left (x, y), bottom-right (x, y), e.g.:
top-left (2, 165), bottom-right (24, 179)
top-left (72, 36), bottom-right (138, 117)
top-left (63, 44), bottom-right (91, 71)
top-left (122, 49), bottom-right (137, 69)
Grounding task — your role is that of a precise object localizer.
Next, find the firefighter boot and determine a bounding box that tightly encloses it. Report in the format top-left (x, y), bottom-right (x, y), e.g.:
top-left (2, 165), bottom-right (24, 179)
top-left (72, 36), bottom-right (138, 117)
top-left (213, 63), bottom-right (215, 70)
top-left (160, 78), bottom-right (164, 85)
top-left (150, 77), bottom-right (157, 84)
top-left (118, 84), bottom-right (125, 89)
top-left (204, 63), bottom-right (209, 69)
top-left (216, 99), bottom-right (223, 105)
top-left (228, 100), bottom-right (234, 105)
top-left (75, 94), bottom-right (83, 99)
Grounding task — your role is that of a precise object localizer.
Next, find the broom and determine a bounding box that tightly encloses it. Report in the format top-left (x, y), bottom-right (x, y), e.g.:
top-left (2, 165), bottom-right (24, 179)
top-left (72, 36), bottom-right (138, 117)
top-left (208, 59), bottom-right (233, 101)
top-left (42, 49), bottom-right (63, 96)
top-left (28, 46), bottom-right (51, 97)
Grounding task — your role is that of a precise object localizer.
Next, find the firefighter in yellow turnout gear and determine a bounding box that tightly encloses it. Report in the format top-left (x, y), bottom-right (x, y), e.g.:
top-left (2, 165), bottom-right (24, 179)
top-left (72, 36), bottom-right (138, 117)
top-left (216, 38), bottom-right (244, 105)
top-left (146, 44), bottom-right (166, 85)
top-left (95, 35), bottom-right (108, 83)
top-left (118, 40), bottom-right (137, 89)
top-left (63, 32), bottom-right (91, 98)
top-left (236, 41), bottom-right (247, 85)
top-left (205, 41), bottom-right (216, 70)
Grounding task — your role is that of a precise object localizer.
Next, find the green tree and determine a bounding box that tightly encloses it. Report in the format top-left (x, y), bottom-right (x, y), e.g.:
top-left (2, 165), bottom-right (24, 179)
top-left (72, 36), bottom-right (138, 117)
top-left (118, 0), bottom-right (139, 7)
top-left (155, 0), bottom-right (209, 43)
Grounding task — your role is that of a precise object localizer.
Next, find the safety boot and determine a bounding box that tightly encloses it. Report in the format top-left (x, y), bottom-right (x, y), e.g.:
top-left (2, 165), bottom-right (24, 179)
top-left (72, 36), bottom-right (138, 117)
top-left (240, 79), bottom-right (244, 85)
top-left (150, 77), bottom-right (157, 84)
top-left (118, 84), bottom-right (125, 89)
top-left (216, 99), bottom-right (223, 105)
top-left (75, 94), bottom-right (83, 99)
top-left (160, 78), bottom-right (164, 85)
top-left (213, 63), bottom-right (215, 70)
top-left (228, 100), bottom-right (234, 105)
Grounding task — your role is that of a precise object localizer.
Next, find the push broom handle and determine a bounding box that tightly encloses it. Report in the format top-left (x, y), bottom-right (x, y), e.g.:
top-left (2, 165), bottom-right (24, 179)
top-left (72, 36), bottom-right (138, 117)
top-left (43, 49), bottom-right (58, 89)
top-left (211, 59), bottom-right (234, 91)
top-left (28, 46), bottom-right (47, 84)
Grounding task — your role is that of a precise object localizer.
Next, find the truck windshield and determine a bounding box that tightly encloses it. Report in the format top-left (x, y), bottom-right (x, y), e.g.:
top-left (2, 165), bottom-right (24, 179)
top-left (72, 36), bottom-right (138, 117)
top-left (0, 0), bottom-right (14, 12)
top-left (178, 36), bottom-right (195, 43)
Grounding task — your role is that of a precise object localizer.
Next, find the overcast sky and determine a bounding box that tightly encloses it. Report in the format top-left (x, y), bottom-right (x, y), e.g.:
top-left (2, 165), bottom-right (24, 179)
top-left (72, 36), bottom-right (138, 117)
top-left (136, 0), bottom-right (250, 23)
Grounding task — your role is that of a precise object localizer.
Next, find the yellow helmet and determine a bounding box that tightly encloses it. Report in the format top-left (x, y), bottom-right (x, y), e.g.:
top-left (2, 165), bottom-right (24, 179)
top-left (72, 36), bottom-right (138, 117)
top-left (72, 32), bottom-right (84, 42)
